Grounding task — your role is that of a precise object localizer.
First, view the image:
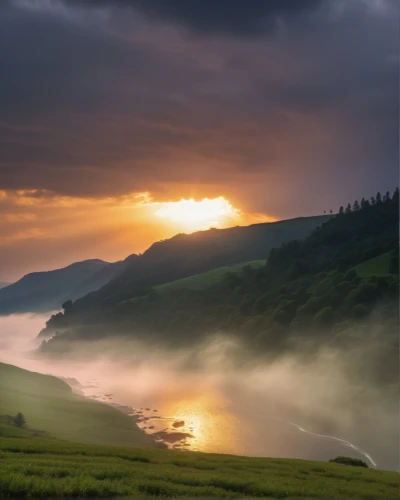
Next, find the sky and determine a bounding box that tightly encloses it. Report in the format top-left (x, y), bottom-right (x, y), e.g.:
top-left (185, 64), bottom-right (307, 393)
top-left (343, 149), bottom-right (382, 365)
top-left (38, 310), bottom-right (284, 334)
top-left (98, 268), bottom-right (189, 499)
top-left (0, 0), bottom-right (398, 281)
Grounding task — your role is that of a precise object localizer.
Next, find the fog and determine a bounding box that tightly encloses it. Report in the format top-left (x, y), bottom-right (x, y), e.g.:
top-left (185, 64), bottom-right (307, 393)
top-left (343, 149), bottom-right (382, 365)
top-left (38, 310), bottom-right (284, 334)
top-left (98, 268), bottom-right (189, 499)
top-left (0, 314), bottom-right (398, 471)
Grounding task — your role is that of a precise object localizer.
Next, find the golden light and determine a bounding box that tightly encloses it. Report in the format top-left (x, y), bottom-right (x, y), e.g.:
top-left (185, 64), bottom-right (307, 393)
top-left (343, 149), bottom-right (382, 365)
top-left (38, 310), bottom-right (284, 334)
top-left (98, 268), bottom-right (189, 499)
top-left (155, 196), bottom-right (241, 231)
top-left (160, 393), bottom-right (241, 454)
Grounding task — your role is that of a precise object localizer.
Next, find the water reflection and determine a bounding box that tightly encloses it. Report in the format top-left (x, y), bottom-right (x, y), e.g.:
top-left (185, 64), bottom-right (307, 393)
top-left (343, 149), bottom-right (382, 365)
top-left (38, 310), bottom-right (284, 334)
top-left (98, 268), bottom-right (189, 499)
top-left (87, 385), bottom-right (243, 454)
top-left (0, 314), bottom-right (397, 470)
top-left (156, 393), bottom-right (241, 453)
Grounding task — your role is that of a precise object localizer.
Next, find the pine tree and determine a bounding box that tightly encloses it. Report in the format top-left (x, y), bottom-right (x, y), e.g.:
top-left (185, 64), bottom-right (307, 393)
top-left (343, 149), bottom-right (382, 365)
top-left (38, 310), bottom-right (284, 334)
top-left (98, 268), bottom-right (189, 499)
top-left (338, 206), bottom-right (344, 216)
top-left (392, 187), bottom-right (399, 203)
top-left (360, 197), bottom-right (366, 209)
top-left (383, 191), bottom-right (390, 202)
top-left (345, 203), bottom-right (352, 214)
top-left (370, 196), bottom-right (376, 205)
top-left (376, 192), bottom-right (382, 203)
top-left (353, 200), bottom-right (360, 211)
top-left (14, 412), bottom-right (26, 428)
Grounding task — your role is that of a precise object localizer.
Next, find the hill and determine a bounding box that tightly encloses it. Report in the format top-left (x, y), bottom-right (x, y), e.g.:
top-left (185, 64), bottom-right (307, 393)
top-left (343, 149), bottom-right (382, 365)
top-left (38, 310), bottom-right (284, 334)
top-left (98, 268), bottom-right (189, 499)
top-left (41, 191), bottom-right (399, 384)
top-left (155, 260), bottom-right (266, 293)
top-left (0, 282), bottom-right (10, 289)
top-left (0, 362), bottom-right (157, 449)
top-left (39, 214), bottom-right (329, 334)
top-left (0, 414), bottom-right (50, 438)
top-left (0, 437), bottom-right (398, 498)
top-left (0, 257), bottom-right (137, 315)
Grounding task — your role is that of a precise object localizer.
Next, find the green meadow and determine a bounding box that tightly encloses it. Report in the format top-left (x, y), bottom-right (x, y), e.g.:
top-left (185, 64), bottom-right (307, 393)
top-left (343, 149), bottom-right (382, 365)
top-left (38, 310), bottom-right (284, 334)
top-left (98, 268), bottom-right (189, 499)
top-left (354, 252), bottom-right (392, 277)
top-left (155, 260), bottom-right (266, 293)
top-left (1, 361), bottom-right (399, 498)
top-left (1, 437), bottom-right (399, 499)
top-left (0, 362), bottom-right (156, 449)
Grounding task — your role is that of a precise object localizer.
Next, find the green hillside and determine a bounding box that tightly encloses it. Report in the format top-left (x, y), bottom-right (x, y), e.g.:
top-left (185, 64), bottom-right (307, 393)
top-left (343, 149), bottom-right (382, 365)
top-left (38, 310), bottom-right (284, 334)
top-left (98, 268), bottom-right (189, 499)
top-left (55, 216), bottom-right (328, 310)
top-left (0, 415), bottom-right (48, 438)
top-left (42, 192), bottom-right (399, 375)
top-left (39, 215), bottom-right (329, 338)
top-left (155, 260), bottom-right (266, 293)
top-left (0, 363), bottom-right (157, 449)
top-left (355, 252), bottom-right (392, 277)
top-left (0, 437), bottom-right (398, 499)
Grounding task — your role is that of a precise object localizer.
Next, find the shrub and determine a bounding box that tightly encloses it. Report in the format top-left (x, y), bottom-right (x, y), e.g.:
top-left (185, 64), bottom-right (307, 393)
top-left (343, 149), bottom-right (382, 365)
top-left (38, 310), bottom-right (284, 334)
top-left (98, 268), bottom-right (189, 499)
top-left (300, 297), bottom-right (321, 314)
top-left (344, 270), bottom-right (358, 282)
top-left (351, 304), bottom-right (368, 318)
top-left (329, 456), bottom-right (368, 468)
top-left (14, 412), bottom-right (26, 428)
top-left (313, 306), bottom-right (334, 325)
top-left (335, 280), bottom-right (351, 295)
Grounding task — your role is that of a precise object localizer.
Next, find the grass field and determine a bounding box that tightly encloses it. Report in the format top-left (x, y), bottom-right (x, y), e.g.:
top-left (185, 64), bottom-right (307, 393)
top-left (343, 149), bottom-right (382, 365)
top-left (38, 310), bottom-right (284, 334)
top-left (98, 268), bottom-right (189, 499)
top-left (354, 252), bottom-right (392, 277)
top-left (155, 260), bottom-right (266, 293)
top-left (0, 437), bottom-right (399, 499)
top-left (1, 363), bottom-right (399, 498)
top-left (0, 362), bottom-right (157, 449)
top-left (0, 415), bottom-right (49, 439)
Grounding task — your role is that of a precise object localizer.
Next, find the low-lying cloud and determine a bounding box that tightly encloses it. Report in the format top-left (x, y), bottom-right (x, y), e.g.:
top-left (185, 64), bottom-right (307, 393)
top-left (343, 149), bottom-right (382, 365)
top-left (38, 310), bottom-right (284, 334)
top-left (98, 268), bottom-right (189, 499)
top-left (0, 313), bottom-right (398, 471)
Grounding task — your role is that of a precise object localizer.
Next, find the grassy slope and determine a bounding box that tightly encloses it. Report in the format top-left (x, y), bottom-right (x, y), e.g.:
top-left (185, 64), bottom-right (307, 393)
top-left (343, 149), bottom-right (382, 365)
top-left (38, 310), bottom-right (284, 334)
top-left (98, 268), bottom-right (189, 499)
top-left (0, 422), bottom-right (45, 438)
top-left (155, 260), bottom-right (266, 293)
top-left (0, 437), bottom-right (398, 499)
top-left (355, 252), bottom-right (392, 277)
top-left (0, 363), bottom-right (157, 449)
top-left (67, 215), bottom-right (330, 312)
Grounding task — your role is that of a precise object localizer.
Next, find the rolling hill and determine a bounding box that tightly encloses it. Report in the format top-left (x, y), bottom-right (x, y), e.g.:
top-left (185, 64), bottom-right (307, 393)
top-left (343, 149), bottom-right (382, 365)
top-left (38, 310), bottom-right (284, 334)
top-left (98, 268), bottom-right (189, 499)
top-left (0, 362), bottom-right (157, 448)
top-left (45, 215), bottom-right (330, 319)
top-left (1, 216), bottom-right (328, 317)
top-left (0, 257), bottom-right (137, 315)
top-left (41, 193), bottom-right (398, 368)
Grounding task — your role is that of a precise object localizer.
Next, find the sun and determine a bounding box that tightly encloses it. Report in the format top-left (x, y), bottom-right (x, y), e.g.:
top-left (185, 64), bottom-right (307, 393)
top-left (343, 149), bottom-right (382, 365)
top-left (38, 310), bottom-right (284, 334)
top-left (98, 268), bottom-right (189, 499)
top-left (155, 196), bottom-right (241, 231)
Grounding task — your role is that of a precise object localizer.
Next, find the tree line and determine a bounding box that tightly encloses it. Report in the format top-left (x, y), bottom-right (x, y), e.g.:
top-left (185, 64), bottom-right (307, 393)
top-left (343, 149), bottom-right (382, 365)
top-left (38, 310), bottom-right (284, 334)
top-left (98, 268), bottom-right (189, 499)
top-left (338, 187), bottom-right (398, 215)
top-left (41, 189), bottom-right (399, 384)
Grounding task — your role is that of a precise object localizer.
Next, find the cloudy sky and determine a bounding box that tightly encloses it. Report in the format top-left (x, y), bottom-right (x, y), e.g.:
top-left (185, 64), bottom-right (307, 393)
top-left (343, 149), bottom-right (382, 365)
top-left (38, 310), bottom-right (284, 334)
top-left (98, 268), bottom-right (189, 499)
top-left (0, 0), bottom-right (398, 281)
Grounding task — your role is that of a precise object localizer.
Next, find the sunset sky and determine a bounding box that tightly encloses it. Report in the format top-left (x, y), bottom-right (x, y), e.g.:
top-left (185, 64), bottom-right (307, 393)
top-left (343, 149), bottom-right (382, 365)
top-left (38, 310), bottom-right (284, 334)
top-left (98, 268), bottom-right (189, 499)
top-left (0, 0), bottom-right (398, 281)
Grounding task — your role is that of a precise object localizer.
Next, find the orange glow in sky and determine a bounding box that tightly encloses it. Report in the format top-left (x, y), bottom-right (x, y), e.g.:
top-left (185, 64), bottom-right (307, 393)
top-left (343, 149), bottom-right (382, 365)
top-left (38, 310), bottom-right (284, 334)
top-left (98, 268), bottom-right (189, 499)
top-left (155, 196), bottom-right (241, 231)
top-left (1, 190), bottom-right (275, 281)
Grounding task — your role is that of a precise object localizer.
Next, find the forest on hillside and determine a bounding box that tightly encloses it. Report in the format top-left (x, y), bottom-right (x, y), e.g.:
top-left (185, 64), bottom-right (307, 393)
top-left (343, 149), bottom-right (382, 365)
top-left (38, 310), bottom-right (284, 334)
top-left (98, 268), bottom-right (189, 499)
top-left (47, 215), bottom-right (329, 315)
top-left (41, 189), bottom-right (399, 382)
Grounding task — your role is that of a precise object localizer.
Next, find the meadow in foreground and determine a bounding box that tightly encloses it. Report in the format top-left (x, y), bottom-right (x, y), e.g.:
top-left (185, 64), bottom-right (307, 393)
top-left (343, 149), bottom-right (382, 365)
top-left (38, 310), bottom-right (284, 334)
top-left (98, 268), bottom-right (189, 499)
top-left (0, 437), bottom-right (398, 499)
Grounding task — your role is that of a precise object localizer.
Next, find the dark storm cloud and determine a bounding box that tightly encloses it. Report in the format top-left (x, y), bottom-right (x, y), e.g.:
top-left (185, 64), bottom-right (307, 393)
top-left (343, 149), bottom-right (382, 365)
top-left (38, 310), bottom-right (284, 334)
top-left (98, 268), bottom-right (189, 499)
top-left (64, 0), bottom-right (323, 36)
top-left (0, 0), bottom-right (398, 207)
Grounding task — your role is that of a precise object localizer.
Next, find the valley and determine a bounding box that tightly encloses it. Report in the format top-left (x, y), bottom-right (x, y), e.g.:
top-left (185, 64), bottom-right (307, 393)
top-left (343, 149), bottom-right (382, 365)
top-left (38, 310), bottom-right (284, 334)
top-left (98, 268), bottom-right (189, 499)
top-left (0, 192), bottom-right (398, 499)
top-left (1, 1), bottom-right (398, 496)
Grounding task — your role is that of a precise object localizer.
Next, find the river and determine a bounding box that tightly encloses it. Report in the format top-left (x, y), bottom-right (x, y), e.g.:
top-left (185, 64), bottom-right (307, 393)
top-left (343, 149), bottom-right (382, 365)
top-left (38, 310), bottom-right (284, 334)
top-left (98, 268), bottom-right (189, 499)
top-left (0, 313), bottom-right (397, 471)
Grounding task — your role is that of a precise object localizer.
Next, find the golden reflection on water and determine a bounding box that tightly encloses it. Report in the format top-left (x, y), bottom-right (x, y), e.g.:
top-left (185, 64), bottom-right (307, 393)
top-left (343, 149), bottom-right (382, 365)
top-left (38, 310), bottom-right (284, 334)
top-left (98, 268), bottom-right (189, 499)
top-left (159, 392), bottom-right (242, 454)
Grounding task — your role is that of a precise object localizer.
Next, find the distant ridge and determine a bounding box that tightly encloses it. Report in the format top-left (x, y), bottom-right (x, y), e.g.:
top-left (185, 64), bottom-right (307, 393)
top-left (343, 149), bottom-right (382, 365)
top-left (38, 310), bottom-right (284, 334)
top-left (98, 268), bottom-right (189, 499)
top-left (0, 215), bottom-right (329, 316)
top-left (45, 214), bottom-right (331, 317)
top-left (41, 195), bottom-right (398, 357)
top-left (0, 258), bottom-right (135, 315)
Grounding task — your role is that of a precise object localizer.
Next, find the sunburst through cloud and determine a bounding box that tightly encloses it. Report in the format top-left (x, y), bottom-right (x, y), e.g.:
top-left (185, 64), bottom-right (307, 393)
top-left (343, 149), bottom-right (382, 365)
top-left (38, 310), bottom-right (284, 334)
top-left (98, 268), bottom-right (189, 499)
top-left (155, 196), bottom-right (241, 231)
top-left (0, 0), bottom-right (398, 496)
